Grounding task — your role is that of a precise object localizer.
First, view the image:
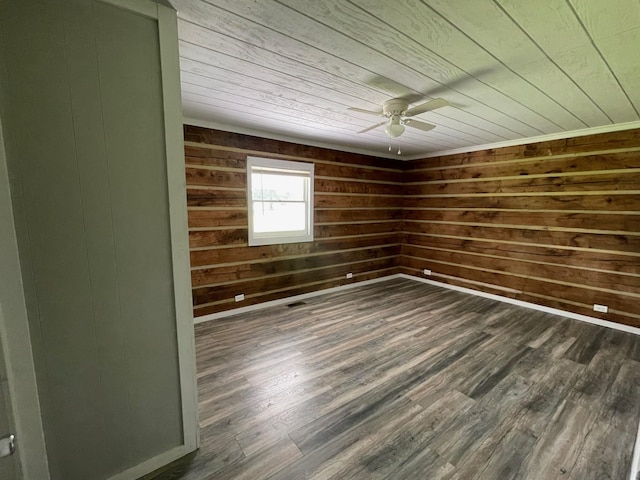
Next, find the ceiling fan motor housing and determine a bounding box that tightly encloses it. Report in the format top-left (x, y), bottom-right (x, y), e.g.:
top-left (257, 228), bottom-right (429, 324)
top-left (382, 98), bottom-right (409, 117)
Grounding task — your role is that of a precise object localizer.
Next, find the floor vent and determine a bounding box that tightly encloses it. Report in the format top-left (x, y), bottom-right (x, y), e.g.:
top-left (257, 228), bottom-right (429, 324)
top-left (287, 301), bottom-right (307, 308)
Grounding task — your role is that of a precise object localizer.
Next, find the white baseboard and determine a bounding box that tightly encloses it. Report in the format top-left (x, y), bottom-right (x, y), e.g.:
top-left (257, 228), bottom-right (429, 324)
top-left (194, 274), bottom-right (404, 323)
top-left (195, 273), bottom-right (640, 336)
top-left (108, 444), bottom-right (193, 480)
top-left (398, 274), bottom-right (640, 336)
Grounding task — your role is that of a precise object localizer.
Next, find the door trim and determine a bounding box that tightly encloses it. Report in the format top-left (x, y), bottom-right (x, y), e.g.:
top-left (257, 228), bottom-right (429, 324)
top-left (157, 2), bottom-right (200, 451)
top-left (0, 111), bottom-right (50, 477)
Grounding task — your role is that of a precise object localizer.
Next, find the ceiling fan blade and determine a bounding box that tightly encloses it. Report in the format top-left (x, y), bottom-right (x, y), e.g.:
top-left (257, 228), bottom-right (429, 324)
top-left (403, 119), bottom-right (436, 132)
top-left (365, 75), bottom-right (424, 106)
top-left (404, 98), bottom-right (450, 117)
top-left (420, 65), bottom-right (500, 98)
top-left (357, 121), bottom-right (387, 134)
top-left (348, 106), bottom-right (383, 116)
top-left (366, 75), bottom-right (413, 97)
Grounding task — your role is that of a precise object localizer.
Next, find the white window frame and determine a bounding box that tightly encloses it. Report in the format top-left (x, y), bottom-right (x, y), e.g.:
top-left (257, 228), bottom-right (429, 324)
top-left (247, 156), bottom-right (314, 246)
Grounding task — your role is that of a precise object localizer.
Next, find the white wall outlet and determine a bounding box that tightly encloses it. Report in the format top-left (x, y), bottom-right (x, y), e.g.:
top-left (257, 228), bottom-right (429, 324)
top-left (235, 294), bottom-right (245, 302)
top-left (423, 269), bottom-right (432, 276)
top-left (593, 304), bottom-right (608, 313)
top-left (346, 272), bottom-right (353, 279)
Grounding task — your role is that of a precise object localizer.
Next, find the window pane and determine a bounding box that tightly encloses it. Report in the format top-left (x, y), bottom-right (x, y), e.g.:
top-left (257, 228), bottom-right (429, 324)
top-left (252, 202), bottom-right (307, 233)
top-left (251, 172), bottom-right (306, 201)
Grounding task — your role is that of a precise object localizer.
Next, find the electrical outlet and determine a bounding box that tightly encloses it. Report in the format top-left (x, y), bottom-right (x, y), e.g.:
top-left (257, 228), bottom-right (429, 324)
top-left (593, 304), bottom-right (608, 313)
top-left (423, 269), bottom-right (432, 276)
top-left (346, 272), bottom-right (353, 279)
top-left (235, 294), bottom-right (245, 302)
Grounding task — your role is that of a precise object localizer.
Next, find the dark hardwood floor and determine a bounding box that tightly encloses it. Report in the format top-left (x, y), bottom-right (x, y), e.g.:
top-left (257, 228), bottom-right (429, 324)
top-left (148, 278), bottom-right (640, 479)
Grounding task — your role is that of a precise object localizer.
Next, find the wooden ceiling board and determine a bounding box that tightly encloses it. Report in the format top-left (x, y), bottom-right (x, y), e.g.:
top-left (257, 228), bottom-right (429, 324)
top-left (596, 27), bottom-right (640, 114)
top-left (172, 0), bottom-right (640, 159)
top-left (425, 0), bottom-right (604, 129)
top-left (496, 0), bottom-right (636, 124)
top-left (569, 0), bottom-right (640, 39)
top-left (541, 44), bottom-right (637, 124)
top-left (280, 0), bottom-right (552, 135)
top-left (180, 59), bottom-right (501, 148)
top-left (351, 0), bottom-right (586, 132)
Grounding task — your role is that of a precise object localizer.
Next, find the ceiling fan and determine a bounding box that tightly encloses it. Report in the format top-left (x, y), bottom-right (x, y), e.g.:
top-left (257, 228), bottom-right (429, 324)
top-left (349, 97), bottom-right (449, 138)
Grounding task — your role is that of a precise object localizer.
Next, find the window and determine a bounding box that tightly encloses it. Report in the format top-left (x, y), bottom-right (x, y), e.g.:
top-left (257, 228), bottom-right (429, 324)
top-left (247, 157), bottom-right (314, 246)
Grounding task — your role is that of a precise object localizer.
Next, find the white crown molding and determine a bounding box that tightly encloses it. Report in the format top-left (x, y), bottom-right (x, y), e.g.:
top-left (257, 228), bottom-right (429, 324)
top-left (401, 120), bottom-right (640, 160)
top-left (183, 117), bottom-right (402, 160)
top-left (185, 117), bottom-right (640, 162)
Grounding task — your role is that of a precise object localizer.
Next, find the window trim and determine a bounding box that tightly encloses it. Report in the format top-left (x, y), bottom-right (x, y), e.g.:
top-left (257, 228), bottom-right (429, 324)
top-left (247, 156), bottom-right (314, 246)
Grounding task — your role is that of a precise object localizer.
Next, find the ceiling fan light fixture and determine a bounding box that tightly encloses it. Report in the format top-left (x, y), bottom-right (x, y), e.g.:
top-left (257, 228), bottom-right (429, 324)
top-left (385, 115), bottom-right (405, 138)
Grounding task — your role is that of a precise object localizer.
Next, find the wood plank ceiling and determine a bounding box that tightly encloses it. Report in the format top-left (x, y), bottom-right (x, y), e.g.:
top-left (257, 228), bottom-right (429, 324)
top-left (172, 0), bottom-right (640, 158)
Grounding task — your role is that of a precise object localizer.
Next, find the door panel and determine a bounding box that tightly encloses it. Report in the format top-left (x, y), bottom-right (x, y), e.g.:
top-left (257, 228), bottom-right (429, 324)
top-left (0, 0), bottom-right (196, 478)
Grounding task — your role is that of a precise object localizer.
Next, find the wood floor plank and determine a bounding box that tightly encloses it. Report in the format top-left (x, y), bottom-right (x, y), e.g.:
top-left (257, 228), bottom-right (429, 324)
top-left (458, 425), bottom-right (538, 480)
top-left (520, 400), bottom-right (598, 480)
top-left (567, 420), bottom-right (634, 480)
top-left (148, 279), bottom-right (640, 480)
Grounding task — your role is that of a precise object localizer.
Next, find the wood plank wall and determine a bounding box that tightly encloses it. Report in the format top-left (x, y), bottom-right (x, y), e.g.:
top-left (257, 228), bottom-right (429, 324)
top-left (184, 125), bottom-right (403, 316)
top-left (401, 129), bottom-right (640, 328)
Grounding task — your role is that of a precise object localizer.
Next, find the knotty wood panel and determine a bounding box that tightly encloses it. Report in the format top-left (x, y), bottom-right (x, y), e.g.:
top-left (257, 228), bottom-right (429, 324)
top-left (193, 257), bottom-right (398, 307)
top-left (403, 128), bottom-right (640, 327)
top-left (402, 234), bottom-right (640, 276)
top-left (185, 167), bottom-right (246, 187)
top-left (403, 209), bottom-right (639, 232)
top-left (315, 193), bottom-right (403, 208)
top-left (186, 188), bottom-right (246, 207)
top-left (406, 151), bottom-right (640, 182)
top-left (402, 222), bottom-right (640, 254)
top-left (407, 129), bottom-right (640, 170)
top-left (403, 193), bottom-right (640, 211)
top-left (188, 209), bottom-right (248, 228)
top-left (190, 233), bottom-right (400, 267)
top-left (191, 246), bottom-right (400, 287)
top-left (184, 125), bottom-right (403, 316)
top-left (403, 171), bottom-right (640, 195)
top-left (402, 246), bottom-right (638, 293)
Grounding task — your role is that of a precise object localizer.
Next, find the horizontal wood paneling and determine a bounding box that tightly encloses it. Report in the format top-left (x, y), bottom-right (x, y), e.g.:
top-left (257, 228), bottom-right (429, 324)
top-left (402, 222), bottom-right (640, 254)
top-left (402, 246), bottom-right (639, 293)
top-left (193, 257), bottom-right (397, 305)
top-left (190, 233), bottom-right (400, 267)
top-left (188, 209), bottom-right (248, 228)
top-left (185, 125), bottom-right (640, 327)
top-left (406, 151), bottom-right (640, 182)
top-left (193, 268), bottom-right (401, 317)
top-left (410, 130), bottom-right (640, 170)
top-left (402, 234), bottom-right (640, 276)
top-left (191, 245), bottom-right (400, 287)
top-left (403, 194), bottom-right (640, 211)
top-left (403, 209), bottom-right (639, 232)
top-left (185, 126), bottom-right (403, 315)
top-left (403, 171), bottom-right (640, 195)
top-left (403, 128), bottom-right (640, 327)
top-left (187, 188), bottom-right (246, 207)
